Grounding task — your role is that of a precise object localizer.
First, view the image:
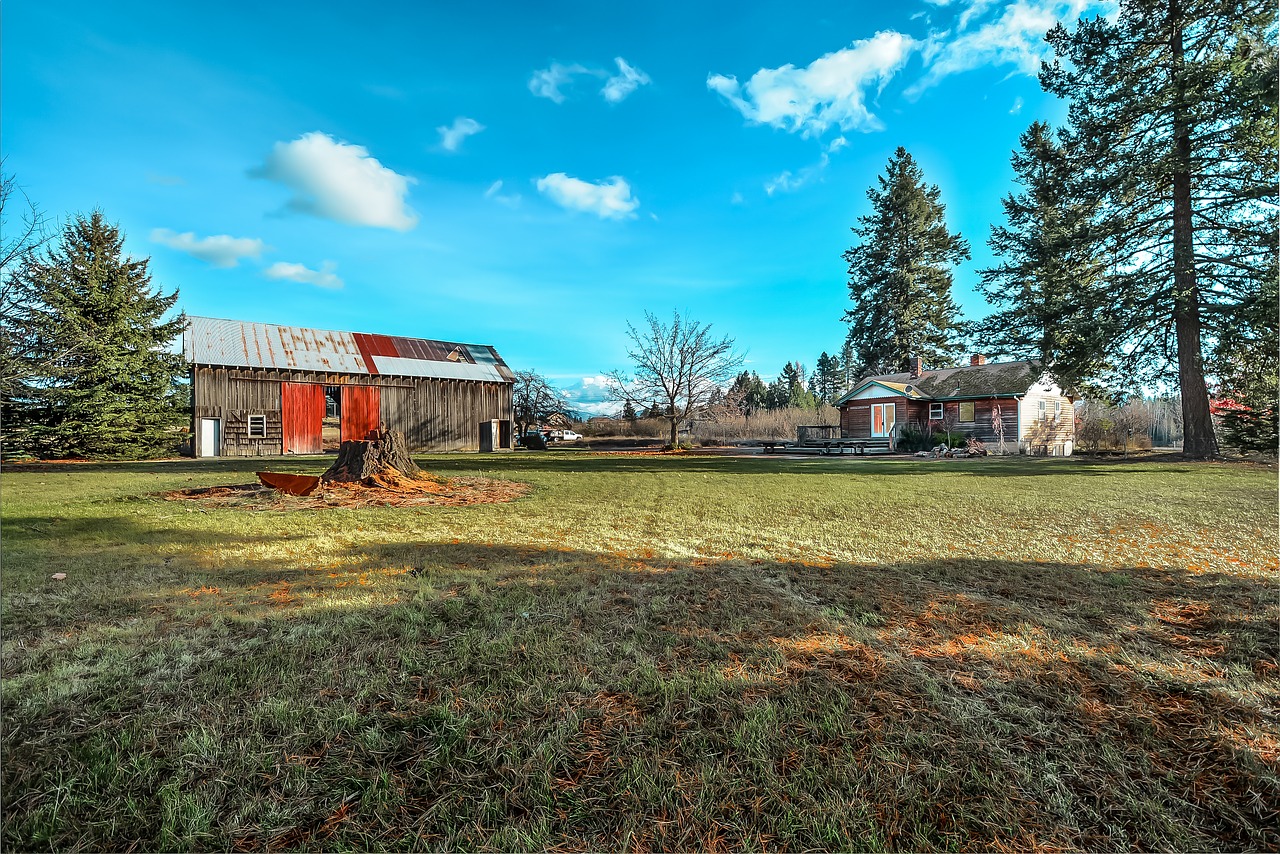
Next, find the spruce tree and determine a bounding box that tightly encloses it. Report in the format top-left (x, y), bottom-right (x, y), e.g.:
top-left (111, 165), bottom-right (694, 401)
top-left (1040, 0), bottom-right (1277, 457)
top-left (11, 211), bottom-right (186, 459)
top-left (977, 121), bottom-right (1117, 390)
top-left (842, 147), bottom-right (969, 375)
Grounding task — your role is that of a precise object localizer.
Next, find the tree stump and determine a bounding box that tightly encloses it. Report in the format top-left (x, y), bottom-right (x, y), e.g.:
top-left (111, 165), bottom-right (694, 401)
top-left (321, 428), bottom-right (423, 483)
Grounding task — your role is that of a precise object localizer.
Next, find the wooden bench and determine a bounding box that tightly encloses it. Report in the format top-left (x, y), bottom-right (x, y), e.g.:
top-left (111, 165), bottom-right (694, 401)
top-left (812, 438), bottom-right (892, 455)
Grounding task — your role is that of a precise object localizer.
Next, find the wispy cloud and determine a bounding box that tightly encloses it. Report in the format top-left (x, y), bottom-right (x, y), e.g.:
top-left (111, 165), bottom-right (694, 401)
top-left (1010, 96), bottom-right (1024, 114)
top-left (437, 117), bottom-right (485, 152)
top-left (765, 136), bottom-right (849, 196)
top-left (535, 173), bottom-right (639, 220)
top-left (150, 229), bottom-right (266, 268)
top-left (601, 57), bottom-right (652, 103)
top-left (251, 132), bottom-right (418, 231)
top-left (264, 260), bottom-right (343, 289)
top-left (530, 58), bottom-right (650, 104)
top-left (908, 0), bottom-right (1105, 97)
top-left (484, 180), bottom-right (522, 208)
top-left (528, 62), bottom-right (591, 103)
top-left (708, 31), bottom-right (916, 137)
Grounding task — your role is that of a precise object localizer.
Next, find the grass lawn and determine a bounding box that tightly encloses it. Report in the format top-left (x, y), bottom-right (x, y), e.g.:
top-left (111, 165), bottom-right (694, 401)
top-left (2, 451), bottom-right (1277, 851)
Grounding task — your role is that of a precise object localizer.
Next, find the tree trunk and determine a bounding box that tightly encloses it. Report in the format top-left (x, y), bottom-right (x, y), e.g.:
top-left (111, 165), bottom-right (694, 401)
top-left (322, 428), bottom-right (422, 482)
top-left (667, 417), bottom-right (678, 446)
top-left (1169, 3), bottom-right (1219, 459)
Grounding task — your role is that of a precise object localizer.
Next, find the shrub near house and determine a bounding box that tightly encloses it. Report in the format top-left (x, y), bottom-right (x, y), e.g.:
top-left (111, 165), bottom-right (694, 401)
top-left (836, 356), bottom-right (1075, 455)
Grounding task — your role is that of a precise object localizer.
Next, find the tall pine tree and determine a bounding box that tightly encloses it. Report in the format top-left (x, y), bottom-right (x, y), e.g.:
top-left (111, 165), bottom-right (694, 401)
top-left (9, 211), bottom-right (186, 459)
top-left (1040, 0), bottom-right (1277, 457)
top-left (977, 121), bottom-right (1116, 390)
top-left (843, 147), bottom-right (969, 376)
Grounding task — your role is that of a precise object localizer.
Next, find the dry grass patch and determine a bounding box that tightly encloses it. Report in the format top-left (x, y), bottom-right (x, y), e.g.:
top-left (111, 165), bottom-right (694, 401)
top-left (2, 454), bottom-right (1276, 851)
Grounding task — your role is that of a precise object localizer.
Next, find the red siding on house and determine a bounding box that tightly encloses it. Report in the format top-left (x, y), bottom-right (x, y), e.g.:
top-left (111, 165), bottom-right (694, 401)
top-left (341, 385), bottom-right (382, 442)
top-left (281, 382), bottom-right (325, 454)
top-left (840, 396), bottom-right (906, 438)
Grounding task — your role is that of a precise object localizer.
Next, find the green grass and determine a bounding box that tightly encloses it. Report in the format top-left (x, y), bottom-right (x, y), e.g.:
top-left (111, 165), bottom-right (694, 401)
top-left (2, 452), bottom-right (1277, 851)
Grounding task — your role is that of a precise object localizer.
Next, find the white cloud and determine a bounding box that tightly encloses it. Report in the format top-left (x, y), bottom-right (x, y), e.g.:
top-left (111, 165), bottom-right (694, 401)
top-left (708, 31), bottom-right (917, 137)
top-left (531, 58), bottom-right (650, 104)
top-left (264, 260), bottom-right (343, 289)
top-left (764, 136), bottom-right (850, 196)
top-left (437, 117), bottom-right (485, 152)
top-left (1010, 96), bottom-right (1024, 114)
top-left (555, 375), bottom-right (618, 417)
top-left (908, 0), bottom-right (1104, 97)
top-left (528, 62), bottom-right (590, 103)
top-left (601, 57), bottom-right (651, 103)
top-left (535, 173), bottom-right (639, 220)
top-left (252, 132), bottom-right (418, 231)
top-left (730, 192), bottom-right (745, 205)
top-left (484, 180), bottom-right (522, 208)
top-left (150, 229), bottom-right (266, 268)
top-left (957, 0), bottom-right (999, 29)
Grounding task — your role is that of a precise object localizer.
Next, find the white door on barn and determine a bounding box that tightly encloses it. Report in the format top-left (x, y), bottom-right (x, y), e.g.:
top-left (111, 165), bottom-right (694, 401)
top-left (199, 418), bottom-right (221, 457)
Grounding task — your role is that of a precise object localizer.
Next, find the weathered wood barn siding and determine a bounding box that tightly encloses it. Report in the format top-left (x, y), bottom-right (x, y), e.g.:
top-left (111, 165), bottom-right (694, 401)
top-left (192, 366), bottom-right (512, 456)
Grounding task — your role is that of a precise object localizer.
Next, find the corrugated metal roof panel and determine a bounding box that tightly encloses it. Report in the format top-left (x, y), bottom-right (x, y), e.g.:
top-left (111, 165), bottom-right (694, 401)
top-left (186, 316), bottom-right (369, 373)
top-left (371, 356), bottom-right (507, 382)
top-left (185, 316), bottom-right (514, 382)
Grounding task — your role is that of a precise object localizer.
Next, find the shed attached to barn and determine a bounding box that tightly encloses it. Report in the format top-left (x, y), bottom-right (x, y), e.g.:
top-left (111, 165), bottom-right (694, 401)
top-left (184, 316), bottom-right (514, 457)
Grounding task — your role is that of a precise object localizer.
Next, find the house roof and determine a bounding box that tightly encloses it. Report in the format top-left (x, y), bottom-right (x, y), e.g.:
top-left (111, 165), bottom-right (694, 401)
top-left (836, 360), bottom-right (1047, 404)
top-left (183, 316), bottom-right (514, 383)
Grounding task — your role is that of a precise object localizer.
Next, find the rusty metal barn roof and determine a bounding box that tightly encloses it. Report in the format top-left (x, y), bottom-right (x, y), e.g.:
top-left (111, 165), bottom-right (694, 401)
top-left (184, 316), bottom-right (514, 383)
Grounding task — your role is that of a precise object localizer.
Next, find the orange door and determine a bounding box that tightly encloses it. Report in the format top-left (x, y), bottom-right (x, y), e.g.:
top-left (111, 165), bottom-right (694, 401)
top-left (281, 383), bottom-right (325, 454)
top-left (341, 385), bottom-right (381, 442)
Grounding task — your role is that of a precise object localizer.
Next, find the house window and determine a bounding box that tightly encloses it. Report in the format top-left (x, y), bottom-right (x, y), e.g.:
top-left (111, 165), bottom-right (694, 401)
top-left (958, 401), bottom-right (975, 423)
top-left (929, 402), bottom-right (943, 420)
top-left (1038, 400), bottom-right (1048, 421)
top-left (248, 415), bottom-right (267, 438)
top-left (872, 403), bottom-right (896, 437)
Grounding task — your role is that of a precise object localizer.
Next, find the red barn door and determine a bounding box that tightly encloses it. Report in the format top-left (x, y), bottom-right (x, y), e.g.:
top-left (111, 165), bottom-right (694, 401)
top-left (281, 382), bottom-right (325, 454)
top-left (341, 385), bottom-right (381, 442)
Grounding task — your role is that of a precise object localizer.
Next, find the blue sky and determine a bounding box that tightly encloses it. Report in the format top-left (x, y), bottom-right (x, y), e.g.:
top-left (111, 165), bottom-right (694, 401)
top-left (5, 0), bottom-right (1106, 413)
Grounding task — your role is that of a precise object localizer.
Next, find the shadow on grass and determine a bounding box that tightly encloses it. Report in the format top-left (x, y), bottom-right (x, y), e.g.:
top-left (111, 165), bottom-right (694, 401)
top-left (1, 453), bottom-right (1220, 479)
top-left (5, 536), bottom-right (1275, 852)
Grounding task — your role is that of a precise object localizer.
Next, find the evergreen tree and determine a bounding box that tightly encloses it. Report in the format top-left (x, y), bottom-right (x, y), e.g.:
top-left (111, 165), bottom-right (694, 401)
top-left (811, 352), bottom-right (843, 403)
top-left (839, 337), bottom-right (859, 387)
top-left (1040, 0), bottom-right (1277, 457)
top-left (8, 211), bottom-right (186, 459)
top-left (620, 400), bottom-right (638, 422)
top-left (977, 121), bottom-right (1117, 390)
top-left (842, 147), bottom-right (970, 375)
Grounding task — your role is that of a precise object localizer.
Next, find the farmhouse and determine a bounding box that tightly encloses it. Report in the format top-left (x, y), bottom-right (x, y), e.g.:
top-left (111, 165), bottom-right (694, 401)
top-left (836, 356), bottom-right (1075, 455)
top-left (184, 316), bottom-right (514, 457)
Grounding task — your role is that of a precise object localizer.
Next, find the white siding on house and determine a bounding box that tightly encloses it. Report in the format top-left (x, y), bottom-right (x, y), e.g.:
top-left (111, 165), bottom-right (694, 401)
top-left (1019, 390), bottom-right (1075, 455)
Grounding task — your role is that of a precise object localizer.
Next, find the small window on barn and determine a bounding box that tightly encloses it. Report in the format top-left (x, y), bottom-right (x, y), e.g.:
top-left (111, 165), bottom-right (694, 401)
top-left (929, 403), bottom-right (943, 420)
top-left (248, 415), bottom-right (267, 438)
top-left (958, 401), bottom-right (975, 423)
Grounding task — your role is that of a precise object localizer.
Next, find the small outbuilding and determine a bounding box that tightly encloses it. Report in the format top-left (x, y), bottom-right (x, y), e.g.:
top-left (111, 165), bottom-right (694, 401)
top-left (184, 316), bottom-right (514, 457)
top-left (835, 356), bottom-right (1075, 455)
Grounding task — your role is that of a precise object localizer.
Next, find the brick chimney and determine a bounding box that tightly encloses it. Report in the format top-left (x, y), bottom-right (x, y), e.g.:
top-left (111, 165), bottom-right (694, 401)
top-left (970, 354), bottom-right (987, 366)
top-left (909, 356), bottom-right (923, 378)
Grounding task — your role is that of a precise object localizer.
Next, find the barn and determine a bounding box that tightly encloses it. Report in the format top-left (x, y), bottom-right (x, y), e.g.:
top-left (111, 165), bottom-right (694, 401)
top-left (184, 316), bottom-right (514, 457)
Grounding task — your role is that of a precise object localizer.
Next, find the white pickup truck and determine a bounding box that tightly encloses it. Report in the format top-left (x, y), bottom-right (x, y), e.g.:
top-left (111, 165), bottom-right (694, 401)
top-left (546, 429), bottom-right (582, 442)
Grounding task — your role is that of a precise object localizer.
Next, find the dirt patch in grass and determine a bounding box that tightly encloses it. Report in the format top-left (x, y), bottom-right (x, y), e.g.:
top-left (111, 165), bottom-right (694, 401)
top-left (160, 475), bottom-right (531, 509)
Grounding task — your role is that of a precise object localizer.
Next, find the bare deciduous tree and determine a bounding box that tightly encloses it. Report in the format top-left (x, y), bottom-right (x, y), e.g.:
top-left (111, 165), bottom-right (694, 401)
top-left (604, 310), bottom-right (743, 446)
top-left (511, 369), bottom-right (570, 437)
